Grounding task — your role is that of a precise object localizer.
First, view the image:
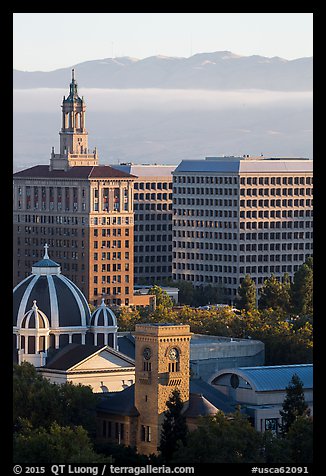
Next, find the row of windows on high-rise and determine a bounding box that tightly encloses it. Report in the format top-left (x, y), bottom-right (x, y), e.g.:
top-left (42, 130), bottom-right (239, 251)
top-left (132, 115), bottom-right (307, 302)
top-left (134, 203), bottom-right (172, 211)
top-left (173, 231), bottom-right (312, 244)
top-left (135, 245), bottom-right (172, 253)
top-left (134, 182), bottom-right (172, 190)
top-left (93, 240), bottom-right (130, 248)
top-left (134, 255), bottom-right (172, 263)
top-left (93, 287), bottom-right (129, 296)
top-left (173, 188), bottom-right (313, 207)
top-left (174, 242), bottom-right (310, 253)
top-left (135, 225), bottom-right (172, 232)
top-left (16, 215), bottom-right (85, 225)
top-left (173, 175), bottom-right (313, 185)
top-left (93, 275), bottom-right (129, 284)
top-left (173, 252), bottom-right (310, 263)
top-left (134, 193), bottom-right (172, 201)
top-left (173, 199), bottom-right (313, 213)
top-left (93, 252), bottom-right (130, 261)
top-left (134, 234), bottom-right (170, 242)
top-left (135, 211), bottom-right (171, 220)
top-left (173, 186), bottom-right (312, 197)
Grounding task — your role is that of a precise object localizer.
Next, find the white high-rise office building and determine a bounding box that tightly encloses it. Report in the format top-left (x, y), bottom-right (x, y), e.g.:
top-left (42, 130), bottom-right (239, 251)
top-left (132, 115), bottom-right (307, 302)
top-left (172, 156), bottom-right (313, 302)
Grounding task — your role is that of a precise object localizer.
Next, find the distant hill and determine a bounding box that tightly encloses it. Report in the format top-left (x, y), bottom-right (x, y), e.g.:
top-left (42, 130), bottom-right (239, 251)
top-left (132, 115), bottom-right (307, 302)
top-left (13, 51), bottom-right (312, 91)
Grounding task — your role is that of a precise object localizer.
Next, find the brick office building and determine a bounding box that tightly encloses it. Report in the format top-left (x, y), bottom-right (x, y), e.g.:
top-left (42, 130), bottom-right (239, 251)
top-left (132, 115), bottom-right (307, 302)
top-left (13, 70), bottom-right (152, 308)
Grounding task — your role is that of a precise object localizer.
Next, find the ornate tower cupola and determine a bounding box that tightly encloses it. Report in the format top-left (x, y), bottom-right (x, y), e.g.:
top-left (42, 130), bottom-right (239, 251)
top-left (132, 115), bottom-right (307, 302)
top-left (50, 69), bottom-right (99, 171)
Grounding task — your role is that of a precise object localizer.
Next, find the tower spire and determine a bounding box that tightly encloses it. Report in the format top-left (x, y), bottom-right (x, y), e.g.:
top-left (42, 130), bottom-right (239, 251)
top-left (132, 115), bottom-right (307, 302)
top-left (50, 70), bottom-right (98, 170)
top-left (69, 68), bottom-right (78, 99)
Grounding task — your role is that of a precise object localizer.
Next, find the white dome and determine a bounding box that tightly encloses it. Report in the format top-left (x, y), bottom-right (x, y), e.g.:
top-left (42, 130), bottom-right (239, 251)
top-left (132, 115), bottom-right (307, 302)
top-left (20, 301), bottom-right (49, 330)
top-left (90, 298), bottom-right (118, 328)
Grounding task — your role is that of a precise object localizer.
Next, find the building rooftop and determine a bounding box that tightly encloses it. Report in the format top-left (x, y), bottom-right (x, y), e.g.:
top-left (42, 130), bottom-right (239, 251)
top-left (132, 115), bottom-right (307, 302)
top-left (174, 157), bottom-right (313, 174)
top-left (44, 343), bottom-right (135, 370)
top-left (111, 164), bottom-right (176, 178)
top-left (45, 343), bottom-right (106, 370)
top-left (97, 384), bottom-right (140, 417)
top-left (216, 364), bottom-right (313, 392)
top-left (13, 164), bottom-right (136, 179)
top-left (97, 378), bottom-right (235, 416)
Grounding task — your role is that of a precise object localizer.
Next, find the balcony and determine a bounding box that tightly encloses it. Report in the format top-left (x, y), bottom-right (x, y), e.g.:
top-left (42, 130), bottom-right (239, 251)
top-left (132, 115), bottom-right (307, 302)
top-left (158, 371), bottom-right (183, 386)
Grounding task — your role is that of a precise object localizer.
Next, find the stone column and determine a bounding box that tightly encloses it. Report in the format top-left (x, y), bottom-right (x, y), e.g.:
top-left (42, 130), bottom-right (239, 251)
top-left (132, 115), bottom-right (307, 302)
top-left (45, 187), bottom-right (50, 211)
top-left (69, 186), bottom-right (74, 212)
top-left (54, 334), bottom-right (60, 349)
top-left (21, 185), bottom-right (26, 210)
top-left (129, 184), bottom-right (133, 212)
top-left (35, 334), bottom-right (39, 353)
top-left (109, 188), bottom-right (115, 212)
top-left (119, 185), bottom-right (124, 213)
top-left (45, 334), bottom-right (50, 351)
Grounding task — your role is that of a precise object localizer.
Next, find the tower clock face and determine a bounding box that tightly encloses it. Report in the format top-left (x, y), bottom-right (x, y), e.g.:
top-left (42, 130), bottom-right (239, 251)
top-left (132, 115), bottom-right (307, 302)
top-left (168, 347), bottom-right (179, 360)
top-left (143, 347), bottom-right (152, 360)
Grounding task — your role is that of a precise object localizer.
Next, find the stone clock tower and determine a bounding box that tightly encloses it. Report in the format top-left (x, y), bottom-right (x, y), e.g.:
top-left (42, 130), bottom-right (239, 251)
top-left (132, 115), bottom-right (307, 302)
top-left (134, 323), bottom-right (192, 455)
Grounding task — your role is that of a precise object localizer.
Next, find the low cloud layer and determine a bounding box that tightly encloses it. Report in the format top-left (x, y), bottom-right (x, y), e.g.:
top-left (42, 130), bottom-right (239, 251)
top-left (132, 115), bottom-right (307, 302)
top-left (13, 88), bottom-right (312, 170)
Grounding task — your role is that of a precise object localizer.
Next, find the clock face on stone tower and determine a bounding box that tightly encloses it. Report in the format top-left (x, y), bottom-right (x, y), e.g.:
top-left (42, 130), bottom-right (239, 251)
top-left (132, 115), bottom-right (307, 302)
top-left (168, 347), bottom-right (179, 360)
top-left (143, 347), bottom-right (152, 360)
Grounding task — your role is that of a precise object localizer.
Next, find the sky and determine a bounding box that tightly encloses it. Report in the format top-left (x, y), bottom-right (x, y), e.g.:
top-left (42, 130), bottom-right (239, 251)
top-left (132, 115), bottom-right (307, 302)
top-left (13, 13), bottom-right (313, 71)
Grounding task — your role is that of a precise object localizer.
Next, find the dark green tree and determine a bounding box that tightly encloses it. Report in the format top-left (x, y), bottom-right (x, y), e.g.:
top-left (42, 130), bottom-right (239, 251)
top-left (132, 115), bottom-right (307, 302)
top-left (279, 374), bottom-right (310, 435)
top-left (159, 389), bottom-right (188, 462)
top-left (13, 362), bottom-right (98, 435)
top-left (13, 422), bottom-right (110, 464)
top-left (259, 274), bottom-right (291, 312)
top-left (148, 285), bottom-right (174, 308)
top-left (173, 280), bottom-right (196, 306)
top-left (262, 431), bottom-right (292, 464)
top-left (194, 284), bottom-right (226, 306)
top-left (93, 441), bottom-right (151, 465)
top-left (171, 411), bottom-right (264, 464)
top-left (286, 415), bottom-right (313, 464)
top-left (291, 258), bottom-right (313, 316)
top-left (237, 274), bottom-right (257, 311)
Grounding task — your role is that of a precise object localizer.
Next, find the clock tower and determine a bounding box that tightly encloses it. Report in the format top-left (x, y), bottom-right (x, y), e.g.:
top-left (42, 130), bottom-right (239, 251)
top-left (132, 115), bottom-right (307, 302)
top-left (134, 323), bottom-right (192, 455)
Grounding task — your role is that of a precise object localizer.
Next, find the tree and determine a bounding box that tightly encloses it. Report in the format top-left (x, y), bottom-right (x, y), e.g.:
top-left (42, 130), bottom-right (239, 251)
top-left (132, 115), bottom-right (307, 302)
top-left (279, 374), bottom-right (310, 435)
top-left (159, 389), bottom-right (188, 462)
top-left (13, 422), bottom-right (110, 464)
top-left (171, 411), bottom-right (264, 464)
top-left (148, 285), bottom-right (174, 308)
top-left (291, 258), bottom-right (313, 316)
top-left (259, 274), bottom-right (291, 312)
top-left (173, 280), bottom-right (196, 306)
top-left (237, 274), bottom-right (257, 311)
top-left (286, 415), bottom-right (313, 464)
top-left (194, 284), bottom-right (226, 306)
top-left (13, 362), bottom-right (99, 435)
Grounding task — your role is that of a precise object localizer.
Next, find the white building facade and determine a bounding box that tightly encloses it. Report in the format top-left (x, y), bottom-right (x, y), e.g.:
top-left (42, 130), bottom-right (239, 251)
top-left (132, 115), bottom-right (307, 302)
top-left (172, 156), bottom-right (313, 302)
